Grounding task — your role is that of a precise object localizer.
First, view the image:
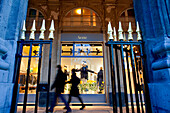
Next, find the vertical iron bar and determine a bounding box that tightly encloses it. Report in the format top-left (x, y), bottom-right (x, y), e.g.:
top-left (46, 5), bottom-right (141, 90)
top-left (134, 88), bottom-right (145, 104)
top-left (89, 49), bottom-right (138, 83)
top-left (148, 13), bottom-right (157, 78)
top-left (110, 44), bottom-right (117, 113)
top-left (134, 52), bottom-right (144, 113)
top-left (34, 43), bottom-right (43, 113)
top-left (10, 41), bottom-right (24, 113)
top-left (120, 44), bottom-right (129, 113)
top-left (115, 45), bottom-right (123, 113)
top-left (46, 40), bottom-right (53, 113)
top-left (73, 43), bottom-right (75, 56)
top-left (139, 43), bottom-right (152, 113)
top-left (125, 48), bottom-right (135, 113)
top-left (130, 44), bottom-right (140, 113)
top-left (23, 43), bottom-right (33, 113)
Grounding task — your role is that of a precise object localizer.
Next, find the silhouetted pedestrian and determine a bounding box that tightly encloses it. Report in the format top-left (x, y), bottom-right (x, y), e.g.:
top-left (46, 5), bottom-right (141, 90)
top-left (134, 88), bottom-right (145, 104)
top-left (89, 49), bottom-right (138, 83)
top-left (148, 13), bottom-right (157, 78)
top-left (97, 67), bottom-right (104, 93)
top-left (48, 65), bottom-right (71, 113)
top-left (65, 69), bottom-right (85, 110)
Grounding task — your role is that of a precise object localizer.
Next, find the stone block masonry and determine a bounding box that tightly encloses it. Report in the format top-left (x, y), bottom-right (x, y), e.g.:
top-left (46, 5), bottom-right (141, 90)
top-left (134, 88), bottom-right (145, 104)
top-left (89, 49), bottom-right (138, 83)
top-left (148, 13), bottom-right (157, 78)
top-left (133, 0), bottom-right (170, 112)
top-left (0, 0), bottom-right (28, 113)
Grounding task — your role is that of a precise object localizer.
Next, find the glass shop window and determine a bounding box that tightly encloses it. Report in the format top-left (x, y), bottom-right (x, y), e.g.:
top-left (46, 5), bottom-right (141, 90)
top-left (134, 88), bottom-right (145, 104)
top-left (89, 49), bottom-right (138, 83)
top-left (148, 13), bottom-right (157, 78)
top-left (18, 45), bottom-right (42, 94)
top-left (61, 57), bottom-right (104, 94)
top-left (74, 44), bottom-right (103, 56)
top-left (61, 43), bottom-right (103, 57)
top-left (63, 8), bottom-right (101, 27)
top-left (61, 44), bottom-right (73, 56)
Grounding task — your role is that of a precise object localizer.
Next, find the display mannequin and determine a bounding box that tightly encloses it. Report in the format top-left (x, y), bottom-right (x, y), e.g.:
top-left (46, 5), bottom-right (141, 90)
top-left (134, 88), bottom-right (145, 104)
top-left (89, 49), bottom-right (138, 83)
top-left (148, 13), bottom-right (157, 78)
top-left (75, 61), bottom-right (97, 80)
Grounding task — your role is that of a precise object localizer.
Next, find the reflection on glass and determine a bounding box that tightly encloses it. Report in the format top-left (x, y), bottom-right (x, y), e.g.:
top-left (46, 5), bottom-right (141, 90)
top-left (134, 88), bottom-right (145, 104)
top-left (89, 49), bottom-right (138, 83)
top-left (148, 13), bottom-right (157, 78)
top-left (93, 13), bottom-right (96, 26)
top-left (61, 58), bottom-right (104, 94)
top-left (22, 45), bottom-right (30, 56)
top-left (32, 45), bottom-right (40, 56)
top-left (61, 43), bottom-right (103, 56)
top-left (22, 45), bottom-right (41, 56)
top-left (74, 44), bottom-right (103, 56)
top-left (63, 8), bottom-right (100, 27)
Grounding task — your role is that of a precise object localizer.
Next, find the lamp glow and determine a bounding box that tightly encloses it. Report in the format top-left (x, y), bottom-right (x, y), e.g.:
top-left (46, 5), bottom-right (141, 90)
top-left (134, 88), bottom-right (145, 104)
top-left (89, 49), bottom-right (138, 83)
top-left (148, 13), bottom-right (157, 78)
top-left (76, 9), bottom-right (81, 15)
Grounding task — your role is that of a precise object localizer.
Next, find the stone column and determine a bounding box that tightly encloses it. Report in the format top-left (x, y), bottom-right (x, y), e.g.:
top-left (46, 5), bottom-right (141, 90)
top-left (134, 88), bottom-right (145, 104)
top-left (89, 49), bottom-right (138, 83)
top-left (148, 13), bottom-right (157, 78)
top-left (50, 19), bottom-right (59, 88)
top-left (133, 0), bottom-right (170, 112)
top-left (102, 26), bottom-right (110, 104)
top-left (40, 19), bottom-right (51, 83)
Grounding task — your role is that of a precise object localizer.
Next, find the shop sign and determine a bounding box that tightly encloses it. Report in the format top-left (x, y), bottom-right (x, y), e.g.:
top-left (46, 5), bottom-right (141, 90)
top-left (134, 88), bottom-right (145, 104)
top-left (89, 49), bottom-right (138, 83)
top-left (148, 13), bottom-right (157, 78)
top-left (61, 33), bottom-right (103, 41)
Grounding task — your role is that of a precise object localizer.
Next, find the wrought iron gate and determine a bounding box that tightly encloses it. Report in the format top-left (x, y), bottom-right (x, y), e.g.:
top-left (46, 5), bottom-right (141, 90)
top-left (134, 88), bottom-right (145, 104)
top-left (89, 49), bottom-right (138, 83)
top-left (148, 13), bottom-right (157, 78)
top-left (11, 20), bottom-right (55, 113)
top-left (11, 40), bottom-right (53, 113)
top-left (106, 41), bottom-right (151, 113)
top-left (106, 22), bottom-right (151, 113)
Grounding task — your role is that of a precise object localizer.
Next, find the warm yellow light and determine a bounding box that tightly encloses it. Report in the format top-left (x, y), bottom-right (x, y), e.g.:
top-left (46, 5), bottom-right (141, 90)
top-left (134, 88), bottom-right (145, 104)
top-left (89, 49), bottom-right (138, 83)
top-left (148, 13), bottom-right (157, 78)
top-left (76, 9), bottom-right (81, 14)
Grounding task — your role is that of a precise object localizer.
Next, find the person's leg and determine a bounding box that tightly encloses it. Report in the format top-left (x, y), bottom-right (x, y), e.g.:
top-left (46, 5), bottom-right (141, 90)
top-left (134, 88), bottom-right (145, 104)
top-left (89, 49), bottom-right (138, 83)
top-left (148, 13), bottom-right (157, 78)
top-left (99, 78), bottom-right (102, 91)
top-left (68, 95), bottom-right (72, 105)
top-left (59, 94), bottom-right (71, 112)
top-left (49, 93), bottom-right (58, 111)
top-left (64, 95), bottom-right (72, 109)
top-left (77, 96), bottom-right (85, 110)
top-left (101, 79), bottom-right (104, 90)
top-left (77, 96), bottom-right (83, 105)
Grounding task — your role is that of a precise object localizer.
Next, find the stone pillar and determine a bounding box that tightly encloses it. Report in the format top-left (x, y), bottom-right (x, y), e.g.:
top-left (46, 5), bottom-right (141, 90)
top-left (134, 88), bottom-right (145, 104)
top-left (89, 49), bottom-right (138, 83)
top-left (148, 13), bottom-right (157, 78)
top-left (50, 19), bottom-right (59, 88)
top-left (0, 0), bottom-right (28, 112)
top-left (133, 0), bottom-right (170, 112)
top-left (103, 27), bottom-right (110, 104)
top-left (40, 18), bottom-right (59, 86)
top-left (40, 19), bottom-right (51, 83)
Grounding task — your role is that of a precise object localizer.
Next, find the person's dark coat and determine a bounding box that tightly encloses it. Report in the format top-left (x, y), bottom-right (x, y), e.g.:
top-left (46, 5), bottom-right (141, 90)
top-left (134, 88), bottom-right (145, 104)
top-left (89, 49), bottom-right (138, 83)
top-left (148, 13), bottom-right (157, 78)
top-left (76, 66), bottom-right (95, 80)
top-left (51, 69), bottom-right (66, 94)
top-left (67, 73), bottom-right (80, 97)
top-left (97, 69), bottom-right (103, 82)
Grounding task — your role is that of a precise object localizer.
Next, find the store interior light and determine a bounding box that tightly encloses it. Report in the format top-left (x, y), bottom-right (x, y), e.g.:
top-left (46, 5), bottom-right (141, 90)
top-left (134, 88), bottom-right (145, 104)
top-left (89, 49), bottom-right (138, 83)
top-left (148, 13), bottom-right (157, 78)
top-left (76, 8), bottom-right (81, 15)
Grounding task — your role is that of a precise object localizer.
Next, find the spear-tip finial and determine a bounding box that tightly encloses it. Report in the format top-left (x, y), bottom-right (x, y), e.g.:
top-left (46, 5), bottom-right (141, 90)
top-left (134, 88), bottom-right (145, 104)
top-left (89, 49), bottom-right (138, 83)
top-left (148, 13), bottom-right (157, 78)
top-left (128, 22), bottom-right (133, 41)
top-left (118, 21), bottom-right (123, 40)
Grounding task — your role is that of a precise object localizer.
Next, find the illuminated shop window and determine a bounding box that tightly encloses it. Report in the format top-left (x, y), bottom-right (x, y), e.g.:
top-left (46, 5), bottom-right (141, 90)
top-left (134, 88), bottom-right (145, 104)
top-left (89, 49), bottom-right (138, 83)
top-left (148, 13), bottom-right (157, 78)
top-left (61, 58), bottom-right (104, 94)
top-left (63, 8), bottom-right (101, 27)
top-left (74, 44), bottom-right (103, 56)
top-left (19, 45), bottom-right (42, 94)
top-left (61, 44), bottom-right (73, 56)
top-left (61, 43), bottom-right (104, 94)
top-left (61, 43), bottom-right (103, 57)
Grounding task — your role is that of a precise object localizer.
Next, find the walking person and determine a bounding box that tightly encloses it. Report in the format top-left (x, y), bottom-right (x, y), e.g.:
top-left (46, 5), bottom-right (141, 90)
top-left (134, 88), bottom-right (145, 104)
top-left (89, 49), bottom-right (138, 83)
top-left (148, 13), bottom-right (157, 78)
top-left (97, 67), bottom-right (104, 93)
top-left (48, 65), bottom-right (71, 113)
top-left (65, 69), bottom-right (85, 110)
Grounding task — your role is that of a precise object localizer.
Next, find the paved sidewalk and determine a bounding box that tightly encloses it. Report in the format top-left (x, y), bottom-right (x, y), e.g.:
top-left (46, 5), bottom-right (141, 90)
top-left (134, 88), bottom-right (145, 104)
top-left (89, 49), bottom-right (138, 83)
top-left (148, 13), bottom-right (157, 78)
top-left (17, 106), bottom-right (113, 113)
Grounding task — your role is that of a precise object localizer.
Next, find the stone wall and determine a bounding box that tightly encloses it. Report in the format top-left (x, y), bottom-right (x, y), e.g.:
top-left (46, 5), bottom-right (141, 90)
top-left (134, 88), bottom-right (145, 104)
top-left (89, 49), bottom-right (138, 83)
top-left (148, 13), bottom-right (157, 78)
top-left (133, 0), bottom-right (170, 112)
top-left (0, 0), bottom-right (28, 112)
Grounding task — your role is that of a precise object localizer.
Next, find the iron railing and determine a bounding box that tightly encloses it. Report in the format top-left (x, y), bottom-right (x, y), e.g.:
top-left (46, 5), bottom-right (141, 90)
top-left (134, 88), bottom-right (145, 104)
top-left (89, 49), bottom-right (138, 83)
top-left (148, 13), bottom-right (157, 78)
top-left (106, 41), bottom-right (151, 113)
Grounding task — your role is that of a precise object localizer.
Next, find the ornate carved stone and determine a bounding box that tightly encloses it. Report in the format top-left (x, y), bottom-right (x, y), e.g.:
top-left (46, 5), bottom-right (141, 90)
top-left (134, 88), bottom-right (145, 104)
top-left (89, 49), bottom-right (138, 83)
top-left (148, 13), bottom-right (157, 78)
top-left (152, 38), bottom-right (170, 70)
top-left (0, 38), bottom-right (9, 70)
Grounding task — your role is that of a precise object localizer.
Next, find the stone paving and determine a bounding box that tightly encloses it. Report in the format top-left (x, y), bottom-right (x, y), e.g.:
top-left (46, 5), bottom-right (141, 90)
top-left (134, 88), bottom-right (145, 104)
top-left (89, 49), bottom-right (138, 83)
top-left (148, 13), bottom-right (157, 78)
top-left (17, 104), bottom-right (145, 113)
top-left (17, 106), bottom-right (113, 113)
